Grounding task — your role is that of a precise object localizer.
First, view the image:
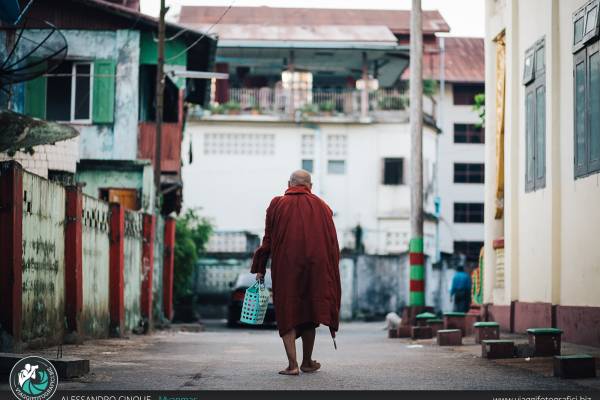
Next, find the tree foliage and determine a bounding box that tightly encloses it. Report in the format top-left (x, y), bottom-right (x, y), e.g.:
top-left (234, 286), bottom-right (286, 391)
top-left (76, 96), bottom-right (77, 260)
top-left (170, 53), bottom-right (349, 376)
top-left (173, 209), bottom-right (212, 304)
top-left (473, 93), bottom-right (485, 128)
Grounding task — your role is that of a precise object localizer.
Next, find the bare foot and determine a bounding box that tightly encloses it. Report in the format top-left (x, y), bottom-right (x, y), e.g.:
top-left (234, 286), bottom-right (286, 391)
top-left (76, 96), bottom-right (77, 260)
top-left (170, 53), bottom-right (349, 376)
top-left (300, 360), bottom-right (321, 373)
top-left (278, 366), bottom-right (300, 376)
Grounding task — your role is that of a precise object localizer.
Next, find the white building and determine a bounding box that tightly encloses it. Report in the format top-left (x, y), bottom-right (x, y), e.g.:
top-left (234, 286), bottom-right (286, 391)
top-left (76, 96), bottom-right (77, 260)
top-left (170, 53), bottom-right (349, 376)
top-left (484, 0), bottom-right (600, 346)
top-left (179, 6), bottom-right (452, 257)
top-left (418, 37), bottom-right (486, 267)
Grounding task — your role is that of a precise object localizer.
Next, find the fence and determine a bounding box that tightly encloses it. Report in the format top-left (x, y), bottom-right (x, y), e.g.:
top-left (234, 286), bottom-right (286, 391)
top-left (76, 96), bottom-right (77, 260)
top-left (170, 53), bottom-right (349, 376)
top-left (0, 161), bottom-right (176, 350)
top-left (190, 251), bottom-right (457, 321)
top-left (216, 88), bottom-right (429, 119)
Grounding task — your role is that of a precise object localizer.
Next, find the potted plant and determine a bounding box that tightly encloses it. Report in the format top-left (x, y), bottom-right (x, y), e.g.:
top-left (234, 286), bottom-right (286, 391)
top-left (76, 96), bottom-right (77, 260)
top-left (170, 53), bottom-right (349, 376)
top-left (319, 101), bottom-right (336, 116)
top-left (224, 100), bottom-right (241, 115)
top-left (209, 103), bottom-right (225, 115)
top-left (378, 96), bottom-right (407, 110)
top-left (299, 103), bottom-right (319, 116)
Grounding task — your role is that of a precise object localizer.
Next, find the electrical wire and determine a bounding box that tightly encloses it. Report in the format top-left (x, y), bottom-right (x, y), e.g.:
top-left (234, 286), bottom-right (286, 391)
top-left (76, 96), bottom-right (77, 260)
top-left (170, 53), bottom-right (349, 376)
top-left (165, 2), bottom-right (235, 63)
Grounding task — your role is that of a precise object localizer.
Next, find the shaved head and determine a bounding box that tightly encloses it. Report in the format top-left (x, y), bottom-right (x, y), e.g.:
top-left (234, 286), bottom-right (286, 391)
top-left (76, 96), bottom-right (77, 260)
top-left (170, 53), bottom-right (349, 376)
top-left (289, 169), bottom-right (312, 188)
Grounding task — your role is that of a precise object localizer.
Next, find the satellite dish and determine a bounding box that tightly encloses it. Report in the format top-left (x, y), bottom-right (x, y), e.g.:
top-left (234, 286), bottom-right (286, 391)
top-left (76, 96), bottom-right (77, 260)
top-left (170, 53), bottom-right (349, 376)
top-left (0, 0), bottom-right (35, 25)
top-left (0, 13), bottom-right (68, 88)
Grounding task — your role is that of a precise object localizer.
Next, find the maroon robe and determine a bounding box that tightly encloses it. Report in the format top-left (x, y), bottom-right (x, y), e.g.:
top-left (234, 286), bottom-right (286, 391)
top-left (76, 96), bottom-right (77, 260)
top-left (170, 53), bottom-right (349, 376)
top-left (251, 185), bottom-right (341, 338)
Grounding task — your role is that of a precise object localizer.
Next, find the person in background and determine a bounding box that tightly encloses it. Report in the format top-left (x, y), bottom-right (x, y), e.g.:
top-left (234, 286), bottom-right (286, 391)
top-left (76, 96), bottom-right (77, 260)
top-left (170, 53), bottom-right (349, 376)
top-left (450, 265), bottom-right (472, 313)
top-left (251, 170), bottom-right (341, 376)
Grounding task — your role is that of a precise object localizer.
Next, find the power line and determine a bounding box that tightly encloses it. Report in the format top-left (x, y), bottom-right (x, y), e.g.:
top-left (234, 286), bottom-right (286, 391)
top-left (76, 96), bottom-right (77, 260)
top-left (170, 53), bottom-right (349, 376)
top-left (165, 2), bottom-right (235, 63)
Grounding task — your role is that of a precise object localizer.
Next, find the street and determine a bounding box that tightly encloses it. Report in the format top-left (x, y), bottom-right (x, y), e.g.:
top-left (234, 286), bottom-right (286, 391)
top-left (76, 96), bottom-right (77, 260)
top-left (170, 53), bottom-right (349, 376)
top-left (4, 321), bottom-right (598, 391)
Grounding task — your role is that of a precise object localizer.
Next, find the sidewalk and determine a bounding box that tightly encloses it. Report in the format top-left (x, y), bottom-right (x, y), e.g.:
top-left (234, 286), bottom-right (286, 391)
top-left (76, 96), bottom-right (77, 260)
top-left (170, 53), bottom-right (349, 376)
top-left (403, 332), bottom-right (600, 390)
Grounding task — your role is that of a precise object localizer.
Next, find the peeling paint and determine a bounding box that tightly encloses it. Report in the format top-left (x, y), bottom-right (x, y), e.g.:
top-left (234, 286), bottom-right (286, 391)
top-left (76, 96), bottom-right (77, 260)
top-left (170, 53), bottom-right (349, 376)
top-left (81, 195), bottom-right (111, 337)
top-left (21, 172), bottom-right (66, 344)
top-left (124, 210), bottom-right (143, 331)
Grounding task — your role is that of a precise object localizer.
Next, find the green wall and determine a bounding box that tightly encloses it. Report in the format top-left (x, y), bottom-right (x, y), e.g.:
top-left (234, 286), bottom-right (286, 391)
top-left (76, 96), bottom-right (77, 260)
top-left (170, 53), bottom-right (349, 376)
top-left (139, 31), bottom-right (187, 66)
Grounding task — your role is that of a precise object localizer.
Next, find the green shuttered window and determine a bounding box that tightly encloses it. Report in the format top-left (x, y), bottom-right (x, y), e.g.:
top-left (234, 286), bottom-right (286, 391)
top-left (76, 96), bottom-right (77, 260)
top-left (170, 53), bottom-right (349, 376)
top-left (92, 59), bottom-right (116, 124)
top-left (24, 75), bottom-right (47, 119)
top-left (523, 38), bottom-right (546, 192)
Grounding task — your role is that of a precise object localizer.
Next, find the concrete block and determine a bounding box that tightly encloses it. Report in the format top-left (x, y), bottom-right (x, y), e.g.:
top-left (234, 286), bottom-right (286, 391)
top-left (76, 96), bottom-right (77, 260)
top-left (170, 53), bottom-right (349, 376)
top-left (388, 328), bottom-right (399, 339)
top-left (482, 340), bottom-right (515, 359)
top-left (553, 355), bottom-right (596, 379)
top-left (0, 353), bottom-right (89, 378)
top-left (427, 319), bottom-right (444, 336)
top-left (474, 322), bottom-right (500, 344)
top-left (397, 325), bottom-right (412, 338)
top-left (411, 326), bottom-right (433, 339)
top-left (527, 328), bottom-right (562, 357)
top-left (443, 312), bottom-right (467, 336)
top-left (437, 329), bottom-right (462, 346)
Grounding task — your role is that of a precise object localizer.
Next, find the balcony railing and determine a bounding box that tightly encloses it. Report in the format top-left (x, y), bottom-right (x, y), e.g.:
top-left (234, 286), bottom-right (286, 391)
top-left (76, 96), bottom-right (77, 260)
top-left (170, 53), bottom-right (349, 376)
top-left (203, 88), bottom-right (436, 122)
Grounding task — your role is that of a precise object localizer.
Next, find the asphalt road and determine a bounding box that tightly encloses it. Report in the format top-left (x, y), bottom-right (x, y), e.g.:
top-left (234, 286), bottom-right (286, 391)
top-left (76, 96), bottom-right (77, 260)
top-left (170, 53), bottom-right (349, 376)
top-left (2, 321), bottom-right (597, 390)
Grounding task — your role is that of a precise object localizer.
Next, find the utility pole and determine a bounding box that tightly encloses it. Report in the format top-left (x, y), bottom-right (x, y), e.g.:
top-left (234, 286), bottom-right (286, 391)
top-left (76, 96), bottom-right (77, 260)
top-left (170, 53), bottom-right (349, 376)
top-left (154, 0), bottom-right (167, 207)
top-left (409, 0), bottom-right (425, 308)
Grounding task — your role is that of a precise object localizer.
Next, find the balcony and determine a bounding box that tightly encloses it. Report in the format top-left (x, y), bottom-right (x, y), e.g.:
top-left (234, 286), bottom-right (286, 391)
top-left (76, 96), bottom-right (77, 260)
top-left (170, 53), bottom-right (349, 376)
top-left (137, 122), bottom-right (182, 173)
top-left (192, 88), bottom-right (436, 124)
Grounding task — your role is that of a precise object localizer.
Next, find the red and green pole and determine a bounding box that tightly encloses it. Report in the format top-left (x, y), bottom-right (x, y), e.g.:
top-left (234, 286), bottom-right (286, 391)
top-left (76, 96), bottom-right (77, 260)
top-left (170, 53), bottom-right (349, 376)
top-left (409, 237), bottom-right (425, 306)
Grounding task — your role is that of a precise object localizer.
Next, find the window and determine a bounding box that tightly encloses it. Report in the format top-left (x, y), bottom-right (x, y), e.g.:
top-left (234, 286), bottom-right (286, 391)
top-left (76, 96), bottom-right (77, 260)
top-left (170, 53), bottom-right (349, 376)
top-left (46, 61), bottom-right (92, 122)
top-left (327, 160), bottom-right (346, 174)
top-left (24, 59), bottom-right (116, 123)
top-left (453, 241), bottom-right (484, 267)
top-left (454, 203), bottom-right (484, 223)
top-left (454, 124), bottom-right (485, 144)
top-left (383, 158), bottom-right (404, 185)
top-left (454, 163), bottom-right (485, 183)
top-left (524, 38), bottom-right (546, 191)
top-left (452, 83), bottom-right (484, 105)
top-left (301, 159), bottom-right (314, 173)
top-left (573, 2), bottom-right (600, 178)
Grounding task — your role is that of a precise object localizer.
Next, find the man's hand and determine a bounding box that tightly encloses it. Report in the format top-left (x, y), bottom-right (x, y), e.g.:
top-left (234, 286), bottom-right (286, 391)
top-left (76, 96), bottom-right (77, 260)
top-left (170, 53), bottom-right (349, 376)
top-left (256, 272), bottom-right (264, 282)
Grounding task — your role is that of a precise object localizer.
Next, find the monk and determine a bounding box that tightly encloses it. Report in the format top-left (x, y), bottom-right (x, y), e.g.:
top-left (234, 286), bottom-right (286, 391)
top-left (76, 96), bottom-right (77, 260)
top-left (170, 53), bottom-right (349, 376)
top-left (251, 169), bottom-right (341, 376)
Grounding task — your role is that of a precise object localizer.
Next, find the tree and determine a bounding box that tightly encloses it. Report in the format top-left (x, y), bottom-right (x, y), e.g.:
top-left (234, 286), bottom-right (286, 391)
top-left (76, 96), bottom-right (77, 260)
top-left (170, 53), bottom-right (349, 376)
top-left (173, 209), bottom-right (212, 306)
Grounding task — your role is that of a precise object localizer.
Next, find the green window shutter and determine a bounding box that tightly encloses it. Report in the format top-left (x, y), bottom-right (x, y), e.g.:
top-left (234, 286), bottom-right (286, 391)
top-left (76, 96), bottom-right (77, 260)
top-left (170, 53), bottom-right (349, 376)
top-left (92, 59), bottom-right (116, 123)
top-left (24, 75), bottom-right (47, 119)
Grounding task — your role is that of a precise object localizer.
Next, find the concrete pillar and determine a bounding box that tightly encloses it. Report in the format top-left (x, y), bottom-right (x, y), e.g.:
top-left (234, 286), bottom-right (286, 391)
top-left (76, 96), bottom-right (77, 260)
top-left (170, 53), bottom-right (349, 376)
top-left (141, 214), bottom-right (155, 327)
top-left (215, 63), bottom-right (229, 104)
top-left (109, 203), bottom-right (125, 336)
top-left (65, 186), bottom-right (83, 334)
top-left (361, 52), bottom-right (369, 119)
top-left (163, 217), bottom-right (176, 321)
top-left (0, 161), bottom-right (23, 347)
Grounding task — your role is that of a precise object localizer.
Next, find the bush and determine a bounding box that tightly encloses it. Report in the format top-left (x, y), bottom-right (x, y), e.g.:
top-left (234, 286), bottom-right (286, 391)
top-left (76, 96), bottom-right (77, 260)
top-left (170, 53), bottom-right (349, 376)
top-left (300, 103), bottom-right (319, 115)
top-left (319, 101), bottom-right (335, 113)
top-left (423, 79), bottom-right (438, 96)
top-left (378, 96), bottom-right (407, 110)
top-left (223, 100), bottom-right (241, 112)
top-left (174, 209), bottom-right (212, 306)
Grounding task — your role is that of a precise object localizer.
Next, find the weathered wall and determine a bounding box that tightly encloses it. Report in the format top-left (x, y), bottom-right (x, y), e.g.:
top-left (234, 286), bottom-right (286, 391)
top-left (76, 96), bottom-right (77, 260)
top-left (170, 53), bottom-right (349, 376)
top-left (81, 195), bottom-right (111, 337)
top-left (76, 162), bottom-right (154, 213)
top-left (123, 210), bottom-right (143, 331)
top-left (21, 171), bottom-right (66, 343)
top-left (153, 215), bottom-right (165, 323)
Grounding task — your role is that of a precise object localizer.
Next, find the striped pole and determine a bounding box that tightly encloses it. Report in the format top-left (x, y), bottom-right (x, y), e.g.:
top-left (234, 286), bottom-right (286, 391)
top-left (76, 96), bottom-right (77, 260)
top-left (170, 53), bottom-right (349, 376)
top-left (409, 237), bottom-right (425, 306)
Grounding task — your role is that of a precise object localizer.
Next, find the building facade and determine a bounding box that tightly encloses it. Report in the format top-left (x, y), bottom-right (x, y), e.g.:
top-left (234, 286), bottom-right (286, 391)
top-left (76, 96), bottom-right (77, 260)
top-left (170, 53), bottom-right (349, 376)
top-left (179, 6), bottom-right (449, 257)
top-left (1, 0), bottom-right (216, 215)
top-left (484, 0), bottom-right (600, 346)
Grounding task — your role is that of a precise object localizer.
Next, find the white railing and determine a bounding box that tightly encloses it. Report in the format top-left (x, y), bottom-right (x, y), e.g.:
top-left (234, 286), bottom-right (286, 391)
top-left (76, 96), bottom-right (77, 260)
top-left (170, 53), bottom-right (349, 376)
top-left (208, 88), bottom-right (431, 120)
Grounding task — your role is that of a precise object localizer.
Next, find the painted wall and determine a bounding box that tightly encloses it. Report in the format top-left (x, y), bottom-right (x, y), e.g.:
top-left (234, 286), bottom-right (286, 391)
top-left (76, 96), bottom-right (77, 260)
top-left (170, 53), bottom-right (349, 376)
top-left (182, 120), bottom-right (439, 257)
top-left (81, 195), bottom-right (111, 337)
top-left (21, 172), bottom-right (66, 343)
top-left (484, 0), bottom-right (600, 309)
top-left (124, 211), bottom-right (143, 332)
top-left (153, 215), bottom-right (165, 323)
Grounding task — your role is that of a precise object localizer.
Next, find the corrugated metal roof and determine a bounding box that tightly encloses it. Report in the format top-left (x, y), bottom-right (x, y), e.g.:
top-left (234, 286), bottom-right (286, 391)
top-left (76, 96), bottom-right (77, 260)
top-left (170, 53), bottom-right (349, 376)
top-left (178, 6), bottom-right (450, 35)
top-left (187, 23), bottom-right (399, 44)
top-left (402, 37), bottom-right (484, 83)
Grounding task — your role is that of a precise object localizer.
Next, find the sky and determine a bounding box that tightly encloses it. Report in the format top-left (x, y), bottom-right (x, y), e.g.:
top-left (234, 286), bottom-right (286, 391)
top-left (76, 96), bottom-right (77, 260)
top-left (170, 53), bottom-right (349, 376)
top-left (140, 0), bottom-right (485, 38)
